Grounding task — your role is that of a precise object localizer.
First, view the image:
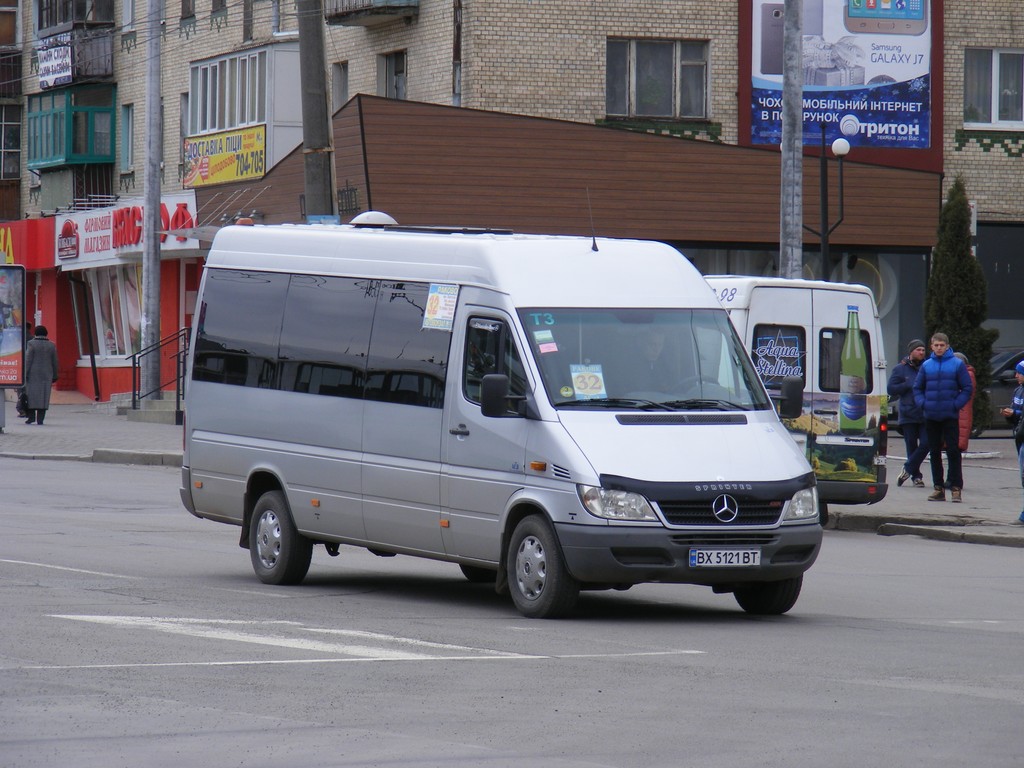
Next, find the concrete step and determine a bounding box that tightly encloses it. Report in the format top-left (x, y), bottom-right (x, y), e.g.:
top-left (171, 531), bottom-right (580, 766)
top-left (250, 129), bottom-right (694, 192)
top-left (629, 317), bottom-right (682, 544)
top-left (125, 407), bottom-right (183, 425)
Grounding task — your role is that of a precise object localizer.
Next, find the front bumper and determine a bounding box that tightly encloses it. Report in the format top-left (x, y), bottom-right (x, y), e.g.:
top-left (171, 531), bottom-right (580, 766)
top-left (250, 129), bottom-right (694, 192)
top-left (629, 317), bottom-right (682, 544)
top-left (554, 522), bottom-right (822, 587)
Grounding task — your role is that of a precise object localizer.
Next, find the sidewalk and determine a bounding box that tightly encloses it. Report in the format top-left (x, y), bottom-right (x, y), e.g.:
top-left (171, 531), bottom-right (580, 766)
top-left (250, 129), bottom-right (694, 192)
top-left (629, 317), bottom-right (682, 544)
top-left (3, 395), bottom-right (1023, 548)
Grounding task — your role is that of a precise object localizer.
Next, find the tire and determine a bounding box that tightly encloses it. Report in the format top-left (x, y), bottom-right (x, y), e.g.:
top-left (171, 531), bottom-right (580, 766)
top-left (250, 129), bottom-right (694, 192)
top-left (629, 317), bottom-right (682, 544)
top-left (249, 490), bottom-right (313, 586)
top-left (459, 564), bottom-right (497, 583)
top-left (734, 575), bottom-right (803, 616)
top-left (506, 516), bottom-right (579, 619)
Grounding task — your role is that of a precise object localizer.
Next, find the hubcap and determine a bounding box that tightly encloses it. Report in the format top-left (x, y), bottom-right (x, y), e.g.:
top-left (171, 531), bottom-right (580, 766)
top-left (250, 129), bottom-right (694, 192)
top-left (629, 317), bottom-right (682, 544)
top-left (254, 510), bottom-right (282, 569)
top-left (515, 534), bottom-right (546, 600)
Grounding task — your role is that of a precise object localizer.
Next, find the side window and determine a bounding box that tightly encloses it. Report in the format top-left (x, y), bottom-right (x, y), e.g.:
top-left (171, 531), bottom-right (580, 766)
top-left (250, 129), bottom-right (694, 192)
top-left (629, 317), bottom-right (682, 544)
top-left (820, 328), bottom-right (873, 393)
top-left (364, 281), bottom-right (452, 408)
top-left (278, 275), bottom-right (374, 398)
top-left (463, 317), bottom-right (528, 407)
top-left (752, 324), bottom-right (806, 389)
top-left (192, 269), bottom-right (287, 388)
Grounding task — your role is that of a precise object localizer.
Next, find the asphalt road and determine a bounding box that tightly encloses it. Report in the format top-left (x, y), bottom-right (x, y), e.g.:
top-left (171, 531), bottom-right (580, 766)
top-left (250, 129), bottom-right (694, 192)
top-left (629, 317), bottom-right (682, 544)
top-left (2, 459), bottom-right (1023, 768)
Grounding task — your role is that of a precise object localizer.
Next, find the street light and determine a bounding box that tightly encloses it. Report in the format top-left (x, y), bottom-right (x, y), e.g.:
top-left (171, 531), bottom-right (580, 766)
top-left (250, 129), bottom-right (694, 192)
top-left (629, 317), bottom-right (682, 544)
top-left (803, 123), bottom-right (851, 281)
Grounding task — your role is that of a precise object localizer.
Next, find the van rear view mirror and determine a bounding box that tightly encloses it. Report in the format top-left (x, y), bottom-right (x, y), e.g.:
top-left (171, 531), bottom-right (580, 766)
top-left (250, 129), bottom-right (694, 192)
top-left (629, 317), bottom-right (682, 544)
top-left (480, 374), bottom-right (512, 418)
top-left (778, 376), bottom-right (804, 419)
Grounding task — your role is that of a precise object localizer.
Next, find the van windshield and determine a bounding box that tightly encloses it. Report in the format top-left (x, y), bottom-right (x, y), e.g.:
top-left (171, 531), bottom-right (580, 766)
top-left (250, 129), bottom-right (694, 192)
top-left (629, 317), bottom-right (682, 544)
top-left (518, 308), bottom-right (772, 411)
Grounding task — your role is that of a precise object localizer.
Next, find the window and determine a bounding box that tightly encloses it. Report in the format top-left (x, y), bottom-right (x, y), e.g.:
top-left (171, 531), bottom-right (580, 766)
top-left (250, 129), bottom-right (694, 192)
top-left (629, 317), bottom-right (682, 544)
top-left (181, 0), bottom-right (194, 18)
top-left (278, 275), bottom-right (373, 398)
top-left (193, 270), bottom-right (288, 387)
top-left (520, 308), bottom-right (769, 409)
top-left (122, 0), bottom-right (135, 29)
top-left (364, 281), bottom-right (451, 408)
top-left (76, 265), bottom-right (142, 358)
top-left (189, 50), bottom-right (267, 135)
top-left (0, 0), bottom-right (17, 47)
top-left (379, 51), bottom-right (407, 100)
top-left (752, 324), bottom-right (806, 389)
top-left (606, 39), bottom-right (708, 120)
top-left (0, 105), bottom-right (20, 179)
top-left (819, 327), bottom-right (872, 393)
top-left (331, 62), bottom-right (349, 112)
top-left (211, 0), bottom-right (226, 12)
top-left (242, 0), bottom-right (253, 40)
top-left (463, 317), bottom-right (527, 408)
top-left (38, 0), bottom-right (114, 30)
top-left (965, 48), bottom-right (1024, 126)
top-left (120, 103), bottom-right (133, 168)
top-left (193, 271), bottom-right (453, 406)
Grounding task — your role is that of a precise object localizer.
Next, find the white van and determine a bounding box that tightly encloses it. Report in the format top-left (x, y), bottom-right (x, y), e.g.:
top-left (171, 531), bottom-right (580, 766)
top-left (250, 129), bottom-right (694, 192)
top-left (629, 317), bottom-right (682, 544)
top-left (705, 276), bottom-right (889, 516)
top-left (180, 217), bottom-right (822, 618)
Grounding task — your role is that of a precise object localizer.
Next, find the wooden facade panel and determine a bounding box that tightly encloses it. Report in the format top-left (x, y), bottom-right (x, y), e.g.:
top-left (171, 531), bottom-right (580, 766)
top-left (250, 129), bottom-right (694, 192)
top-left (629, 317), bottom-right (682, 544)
top-left (195, 95), bottom-right (939, 250)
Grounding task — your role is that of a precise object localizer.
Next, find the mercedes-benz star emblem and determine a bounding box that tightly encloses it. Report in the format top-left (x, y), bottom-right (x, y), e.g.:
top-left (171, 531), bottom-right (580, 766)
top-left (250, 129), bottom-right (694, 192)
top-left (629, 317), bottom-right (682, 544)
top-left (712, 494), bottom-right (739, 523)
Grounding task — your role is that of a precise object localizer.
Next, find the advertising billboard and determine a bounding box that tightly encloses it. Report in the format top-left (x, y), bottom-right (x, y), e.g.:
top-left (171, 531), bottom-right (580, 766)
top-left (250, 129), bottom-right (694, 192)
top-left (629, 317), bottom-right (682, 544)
top-left (182, 125), bottom-right (267, 188)
top-left (751, 0), bottom-right (931, 149)
top-left (0, 265), bottom-right (26, 386)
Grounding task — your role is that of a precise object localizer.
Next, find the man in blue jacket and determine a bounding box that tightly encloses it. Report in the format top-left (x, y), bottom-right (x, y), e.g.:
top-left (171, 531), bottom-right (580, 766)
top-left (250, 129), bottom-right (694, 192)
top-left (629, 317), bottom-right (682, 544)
top-left (888, 339), bottom-right (929, 487)
top-left (913, 332), bottom-right (973, 502)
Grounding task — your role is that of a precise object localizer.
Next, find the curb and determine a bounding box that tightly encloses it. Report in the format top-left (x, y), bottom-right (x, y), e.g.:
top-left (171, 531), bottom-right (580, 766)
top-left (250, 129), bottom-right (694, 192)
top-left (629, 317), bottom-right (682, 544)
top-left (91, 449), bottom-right (183, 467)
top-left (0, 450), bottom-right (182, 467)
top-left (877, 523), bottom-right (1024, 548)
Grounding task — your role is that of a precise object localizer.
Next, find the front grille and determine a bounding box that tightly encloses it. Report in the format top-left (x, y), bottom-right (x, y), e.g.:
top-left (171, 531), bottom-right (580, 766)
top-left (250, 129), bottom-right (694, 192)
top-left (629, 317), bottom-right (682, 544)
top-left (658, 500), bottom-right (783, 527)
top-left (616, 413), bottom-right (747, 425)
top-left (669, 533), bottom-right (779, 547)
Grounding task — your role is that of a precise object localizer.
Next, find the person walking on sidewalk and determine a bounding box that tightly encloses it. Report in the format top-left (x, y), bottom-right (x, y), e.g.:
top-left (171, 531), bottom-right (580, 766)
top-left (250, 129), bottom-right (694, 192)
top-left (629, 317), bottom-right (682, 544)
top-left (1001, 360), bottom-right (1024, 523)
top-left (887, 338), bottom-right (929, 487)
top-left (24, 325), bottom-right (58, 425)
top-left (913, 332), bottom-right (973, 503)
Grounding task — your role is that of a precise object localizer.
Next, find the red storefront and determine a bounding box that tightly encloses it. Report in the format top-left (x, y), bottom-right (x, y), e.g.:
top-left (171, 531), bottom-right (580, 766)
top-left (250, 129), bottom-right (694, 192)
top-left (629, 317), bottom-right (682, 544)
top-left (7, 193), bottom-right (204, 402)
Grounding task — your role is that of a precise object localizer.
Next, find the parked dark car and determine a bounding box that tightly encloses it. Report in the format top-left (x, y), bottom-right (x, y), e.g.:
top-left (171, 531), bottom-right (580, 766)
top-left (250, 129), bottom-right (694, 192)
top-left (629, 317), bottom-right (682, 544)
top-left (987, 347), bottom-right (1024, 429)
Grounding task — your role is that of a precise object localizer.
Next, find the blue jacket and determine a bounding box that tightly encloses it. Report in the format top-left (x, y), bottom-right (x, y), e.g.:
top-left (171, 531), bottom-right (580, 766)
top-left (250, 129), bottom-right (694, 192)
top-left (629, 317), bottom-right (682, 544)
top-left (887, 355), bottom-right (924, 424)
top-left (913, 348), bottom-right (973, 421)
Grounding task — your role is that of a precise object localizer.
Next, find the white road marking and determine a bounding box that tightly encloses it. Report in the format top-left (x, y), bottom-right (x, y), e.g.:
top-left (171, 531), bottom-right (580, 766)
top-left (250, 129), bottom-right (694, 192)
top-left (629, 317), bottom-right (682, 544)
top-left (0, 559), bottom-right (133, 579)
top-left (32, 615), bottom-right (705, 670)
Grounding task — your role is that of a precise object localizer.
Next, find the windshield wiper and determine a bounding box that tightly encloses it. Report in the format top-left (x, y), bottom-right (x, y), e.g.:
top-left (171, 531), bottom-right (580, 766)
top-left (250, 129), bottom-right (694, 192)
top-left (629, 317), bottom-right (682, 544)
top-left (554, 397), bottom-right (674, 411)
top-left (662, 398), bottom-right (751, 411)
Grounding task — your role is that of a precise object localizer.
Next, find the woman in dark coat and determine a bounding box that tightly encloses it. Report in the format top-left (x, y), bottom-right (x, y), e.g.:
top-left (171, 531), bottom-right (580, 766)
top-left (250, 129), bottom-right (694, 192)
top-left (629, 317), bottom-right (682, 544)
top-left (24, 325), bottom-right (58, 425)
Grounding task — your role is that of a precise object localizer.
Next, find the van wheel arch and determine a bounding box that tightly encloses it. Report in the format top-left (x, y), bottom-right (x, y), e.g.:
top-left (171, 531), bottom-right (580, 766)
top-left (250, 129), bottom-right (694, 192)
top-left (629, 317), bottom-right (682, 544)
top-left (240, 471), bottom-right (286, 550)
top-left (495, 503), bottom-right (547, 596)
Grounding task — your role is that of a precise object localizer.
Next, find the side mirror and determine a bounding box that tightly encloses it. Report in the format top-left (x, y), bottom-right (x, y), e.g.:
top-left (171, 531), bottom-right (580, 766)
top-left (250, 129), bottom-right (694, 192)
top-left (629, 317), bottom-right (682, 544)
top-left (480, 374), bottom-right (512, 418)
top-left (777, 375), bottom-right (804, 419)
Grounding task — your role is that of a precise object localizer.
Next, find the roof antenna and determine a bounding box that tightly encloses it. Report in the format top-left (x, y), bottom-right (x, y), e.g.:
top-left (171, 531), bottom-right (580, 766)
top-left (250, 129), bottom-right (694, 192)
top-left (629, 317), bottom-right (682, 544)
top-left (586, 188), bottom-right (599, 252)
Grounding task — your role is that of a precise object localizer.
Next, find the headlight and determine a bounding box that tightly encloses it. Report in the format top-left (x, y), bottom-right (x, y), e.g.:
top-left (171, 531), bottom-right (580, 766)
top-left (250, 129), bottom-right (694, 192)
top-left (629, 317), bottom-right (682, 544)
top-left (783, 486), bottom-right (819, 522)
top-left (578, 485), bottom-right (659, 522)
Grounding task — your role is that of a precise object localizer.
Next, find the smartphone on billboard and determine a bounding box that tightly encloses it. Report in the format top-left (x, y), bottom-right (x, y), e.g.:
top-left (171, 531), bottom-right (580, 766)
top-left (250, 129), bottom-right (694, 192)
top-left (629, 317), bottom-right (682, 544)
top-left (843, 0), bottom-right (928, 36)
top-left (760, 3), bottom-right (785, 75)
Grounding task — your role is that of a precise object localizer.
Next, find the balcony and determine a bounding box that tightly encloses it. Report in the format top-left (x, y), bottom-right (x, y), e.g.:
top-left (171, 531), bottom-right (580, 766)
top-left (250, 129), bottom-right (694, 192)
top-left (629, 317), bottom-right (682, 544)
top-left (324, 0), bottom-right (418, 27)
top-left (36, 27), bottom-right (114, 89)
top-left (0, 51), bottom-right (22, 97)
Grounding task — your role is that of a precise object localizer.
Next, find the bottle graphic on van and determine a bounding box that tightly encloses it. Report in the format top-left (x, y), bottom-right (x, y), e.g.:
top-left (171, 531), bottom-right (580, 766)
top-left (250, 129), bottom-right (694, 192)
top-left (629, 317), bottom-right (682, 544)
top-left (839, 305), bottom-right (867, 435)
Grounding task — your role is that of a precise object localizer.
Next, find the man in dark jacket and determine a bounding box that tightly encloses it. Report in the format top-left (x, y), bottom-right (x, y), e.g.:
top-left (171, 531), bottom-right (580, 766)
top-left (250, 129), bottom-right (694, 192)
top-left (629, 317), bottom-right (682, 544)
top-left (913, 332), bottom-right (973, 503)
top-left (887, 339), bottom-right (928, 487)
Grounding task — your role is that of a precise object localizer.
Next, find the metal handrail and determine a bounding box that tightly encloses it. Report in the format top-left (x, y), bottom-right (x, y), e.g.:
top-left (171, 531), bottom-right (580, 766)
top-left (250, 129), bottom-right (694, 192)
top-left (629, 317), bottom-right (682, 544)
top-left (130, 328), bottom-right (190, 418)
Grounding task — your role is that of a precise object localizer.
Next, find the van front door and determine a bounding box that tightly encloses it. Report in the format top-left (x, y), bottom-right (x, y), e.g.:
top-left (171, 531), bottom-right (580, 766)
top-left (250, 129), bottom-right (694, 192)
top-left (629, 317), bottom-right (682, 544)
top-left (442, 313), bottom-right (530, 563)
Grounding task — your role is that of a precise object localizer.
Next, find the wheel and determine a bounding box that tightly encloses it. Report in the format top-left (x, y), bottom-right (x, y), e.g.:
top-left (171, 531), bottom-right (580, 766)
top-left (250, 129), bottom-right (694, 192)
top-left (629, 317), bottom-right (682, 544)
top-left (734, 575), bottom-right (803, 615)
top-left (506, 516), bottom-right (579, 619)
top-left (249, 490), bottom-right (313, 586)
top-left (459, 564), bottom-right (497, 583)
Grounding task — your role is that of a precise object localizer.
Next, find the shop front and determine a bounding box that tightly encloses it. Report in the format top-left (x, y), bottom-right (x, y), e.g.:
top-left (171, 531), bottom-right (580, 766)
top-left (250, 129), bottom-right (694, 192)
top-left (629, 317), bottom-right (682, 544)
top-left (51, 192), bottom-right (204, 401)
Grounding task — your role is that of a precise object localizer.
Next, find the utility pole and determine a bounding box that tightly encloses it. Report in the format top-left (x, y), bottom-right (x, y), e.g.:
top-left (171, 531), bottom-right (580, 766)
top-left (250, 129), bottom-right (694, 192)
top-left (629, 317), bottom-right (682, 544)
top-left (296, 0), bottom-right (336, 219)
top-left (141, 0), bottom-right (163, 396)
top-left (779, 0), bottom-right (804, 279)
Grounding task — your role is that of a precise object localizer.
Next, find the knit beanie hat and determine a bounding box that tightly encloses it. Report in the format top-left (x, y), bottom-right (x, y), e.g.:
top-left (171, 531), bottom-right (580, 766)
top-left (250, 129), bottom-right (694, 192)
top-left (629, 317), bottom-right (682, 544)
top-left (906, 339), bottom-right (925, 353)
top-left (1016, 360), bottom-right (1024, 376)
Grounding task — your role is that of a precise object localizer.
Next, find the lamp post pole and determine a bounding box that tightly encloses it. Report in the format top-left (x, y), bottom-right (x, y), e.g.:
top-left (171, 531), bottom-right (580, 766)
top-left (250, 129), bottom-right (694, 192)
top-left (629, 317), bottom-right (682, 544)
top-left (804, 123), bottom-right (850, 281)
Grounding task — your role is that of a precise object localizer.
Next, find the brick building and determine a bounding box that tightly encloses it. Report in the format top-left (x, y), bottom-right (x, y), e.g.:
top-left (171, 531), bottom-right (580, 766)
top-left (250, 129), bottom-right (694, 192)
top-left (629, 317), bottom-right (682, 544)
top-left (4, 0), bottom-right (1023, 400)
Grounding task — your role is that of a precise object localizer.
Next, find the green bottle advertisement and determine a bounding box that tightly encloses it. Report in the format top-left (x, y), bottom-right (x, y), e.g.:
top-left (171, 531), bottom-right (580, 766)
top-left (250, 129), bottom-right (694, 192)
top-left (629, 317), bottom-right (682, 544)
top-left (839, 305), bottom-right (867, 435)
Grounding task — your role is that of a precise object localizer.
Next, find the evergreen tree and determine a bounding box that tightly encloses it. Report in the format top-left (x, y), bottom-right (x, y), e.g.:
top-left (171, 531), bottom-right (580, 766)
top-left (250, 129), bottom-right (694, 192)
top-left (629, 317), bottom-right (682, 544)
top-left (924, 175), bottom-right (999, 433)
